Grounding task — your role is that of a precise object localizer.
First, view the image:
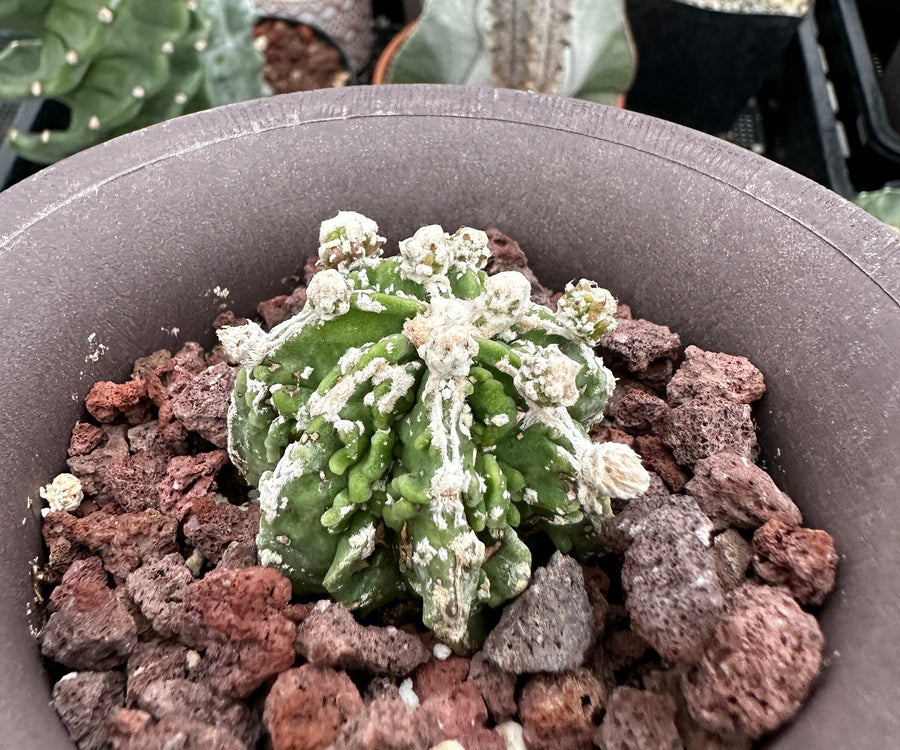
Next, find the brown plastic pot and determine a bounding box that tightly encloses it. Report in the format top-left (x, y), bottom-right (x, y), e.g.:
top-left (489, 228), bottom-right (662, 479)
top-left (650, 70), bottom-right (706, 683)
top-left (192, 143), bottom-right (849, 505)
top-left (1, 85), bottom-right (899, 748)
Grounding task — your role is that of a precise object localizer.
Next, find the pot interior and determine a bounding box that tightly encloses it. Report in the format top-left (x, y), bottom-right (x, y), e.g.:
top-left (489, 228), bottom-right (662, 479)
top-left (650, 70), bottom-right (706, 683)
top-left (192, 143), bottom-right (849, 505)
top-left (1, 85), bottom-right (899, 748)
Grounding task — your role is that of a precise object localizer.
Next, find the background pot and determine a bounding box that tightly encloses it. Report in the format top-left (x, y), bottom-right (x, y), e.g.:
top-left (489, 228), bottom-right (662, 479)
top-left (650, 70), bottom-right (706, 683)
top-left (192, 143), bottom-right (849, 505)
top-left (1, 85), bottom-right (899, 748)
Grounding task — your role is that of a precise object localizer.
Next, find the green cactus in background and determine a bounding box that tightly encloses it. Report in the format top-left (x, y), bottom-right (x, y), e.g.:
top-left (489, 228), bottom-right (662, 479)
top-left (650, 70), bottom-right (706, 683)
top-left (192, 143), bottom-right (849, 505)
top-left (219, 212), bottom-right (650, 650)
top-left (385, 0), bottom-right (636, 105)
top-left (0, 0), bottom-right (268, 164)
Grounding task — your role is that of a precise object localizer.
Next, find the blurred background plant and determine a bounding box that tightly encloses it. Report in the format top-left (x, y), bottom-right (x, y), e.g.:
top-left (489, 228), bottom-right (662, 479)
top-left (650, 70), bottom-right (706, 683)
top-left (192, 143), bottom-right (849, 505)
top-left (380, 0), bottom-right (636, 106)
top-left (0, 0), bottom-right (269, 164)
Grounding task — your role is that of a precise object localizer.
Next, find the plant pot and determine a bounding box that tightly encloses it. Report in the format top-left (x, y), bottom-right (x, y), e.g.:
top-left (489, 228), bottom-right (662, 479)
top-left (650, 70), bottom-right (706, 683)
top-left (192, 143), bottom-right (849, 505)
top-left (624, 0), bottom-right (811, 133)
top-left (1, 85), bottom-right (899, 748)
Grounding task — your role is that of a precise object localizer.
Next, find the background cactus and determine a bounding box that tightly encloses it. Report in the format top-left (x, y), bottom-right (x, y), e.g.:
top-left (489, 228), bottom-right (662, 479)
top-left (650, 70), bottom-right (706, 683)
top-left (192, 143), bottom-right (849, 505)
top-left (220, 212), bottom-right (650, 650)
top-left (0, 0), bottom-right (268, 164)
top-left (384, 0), bottom-right (636, 105)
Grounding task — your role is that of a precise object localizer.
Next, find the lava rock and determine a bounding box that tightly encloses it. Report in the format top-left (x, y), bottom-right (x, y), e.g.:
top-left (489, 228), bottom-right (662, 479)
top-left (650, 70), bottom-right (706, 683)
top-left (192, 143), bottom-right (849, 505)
top-left (634, 435), bottom-right (689, 491)
top-left (125, 638), bottom-right (189, 707)
top-left (331, 697), bottom-right (439, 750)
top-left (596, 686), bottom-right (681, 750)
top-left (412, 654), bottom-right (470, 701)
top-left (485, 228), bottom-right (555, 307)
top-left (66, 424), bottom-right (130, 504)
top-left (713, 528), bottom-right (753, 590)
top-left (296, 600), bottom-right (429, 678)
top-left (622, 503), bottom-right (724, 663)
top-left (126, 553), bottom-right (193, 639)
top-left (752, 519), bottom-right (838, 606)
top-left (168, 362), bottom-right (236, 448)
top-left (52, 670), bottom-right (126, 750)
top-left (682, 583), bottom-right (824, 738)
top-left (258, 285), bottom-right (308, 329)
top-left (175, 566), bottom-right (297, 698)
top-left (685, 452), bottom-right (802, 530)
top-left (599, 318), bottom-right (682, 387)
top-left (157, 449), bottom-right (229, 521)
top-left (467, 652), bottom-right (517, 724)
top-left (662, 396), bottom-right (757, 466)
top-left (519, 668), bottom-right (609, 750)
top-left (666, 345), bottom-right (765, 406)
top-left (41, 557), bottom-right (137, 670)
top-left (110, 710), bottom-right (245, 750)
top-left (610, 387), bottom-right (671, 435)
top-left (263, 664), bottom-right (364, 750)
top-left (482, 552), bottom-right (593, 674)
top-left (85, 379), bottom-right (151, 425)
top-left (421, 681), bottom-right (503, 749)
top-left (182, 494), bottom-right (260, 563)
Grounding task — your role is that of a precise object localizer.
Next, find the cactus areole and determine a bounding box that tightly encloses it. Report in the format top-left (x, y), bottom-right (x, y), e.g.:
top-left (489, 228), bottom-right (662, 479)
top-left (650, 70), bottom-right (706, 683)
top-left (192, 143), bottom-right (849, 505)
top-left (219, 212), bottom-right (650, 650)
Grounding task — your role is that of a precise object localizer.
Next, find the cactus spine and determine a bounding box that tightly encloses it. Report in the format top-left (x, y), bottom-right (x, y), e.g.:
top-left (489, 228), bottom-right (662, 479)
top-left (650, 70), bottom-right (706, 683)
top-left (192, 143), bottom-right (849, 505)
top-left (0, 0), bottom-right (268, 164)
top-left (220, 212), bottom-right (650, 650)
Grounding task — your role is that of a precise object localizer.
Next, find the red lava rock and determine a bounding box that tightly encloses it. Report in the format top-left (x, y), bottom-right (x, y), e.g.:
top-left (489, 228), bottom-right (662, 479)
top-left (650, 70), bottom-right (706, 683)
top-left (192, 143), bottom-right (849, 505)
top-left (467, 651), bottom-right (517, 724)
top-left (599, 318), bottom-right (682, 387)
top-left (125, 638), bottom-right (189, 706)
top-left (297, 600), bottom-right (429, 679)
top-left (126, 422), bottom-right (165, 453)
top-left (183, 495), bottom-right (261, 564)
top-left (611, 387), bottom-right (671, 435)
top-left (156, 401), bottom-right (190, 449)
top-left (176, 566), bottom-right (296, 698)
top-left (263, 664), bottom-right (364, 750)
top-left (667, 345), bottom-right (766, 406)
top-left (47, 507), bottom-right (179, 582)
top-left (412, 654), bottom-right (470, 700)
top-left (685, 452), bottom-right (802, 531)
top-left (105, 444), bottom-right (175, 513)
top-left (68, 422), bottom-right (108, 456)
top-left (126, 553), bottom-right (193, 638)
top-left (662, 395), bottom-right (757, 466)
top-left (157, 450), bottom-right (229, 520)
top-left (66, 424), bottom-right (130, 504)
top-left (483, 552), bottom-right (593, 674)
top-left (602, 628), bottom-right (650, 674)
top-left (169, 363), bottom-right (236, 448)
top-left (303, 255), bottom-right (319, 284)
top-left (421, 681), bottom-right (501, 748)
top-left (213, 310), bottom-right (249, 330)
top-left (752, 520), bottom-right (838, 606)
top-left (258, 285), bottom-right (308, 329)
top-left (110, 710), bottom-right (245, 750)
top-left (135, 677), bottom-right (261, 747)
top-left (41, 557), bottom-right (137, 670)
top-left (634, 434), bottom-right (689, 492)
top-left (52, 670), bottom-right (126, 750)
top-left (485, 227), bottom-right (555, 307)
top-left (622, 503), bottom-right (724, 664)
top-left (332, 697), bottom-right (440, 750)
top-left (682, 583), bottom-right (824, 739)
top-left (713, 528), bottom-right (753, 590)
top-left (615, 302), bottom-right (633, 320)
top-left (581, 564), bottom-right (611, 643)
top-left (132, 350), bottom-right (173, 380)
top-left (42, 510), bottom-right (90, 580)
top-left (519, 668), bottom-right (609, 750)
top-left (590, 424), bottom-right (636, 448)
top-left (85, 379), bottom-right (151, 425)
top-left (596, 686), bottom-right (682, 750)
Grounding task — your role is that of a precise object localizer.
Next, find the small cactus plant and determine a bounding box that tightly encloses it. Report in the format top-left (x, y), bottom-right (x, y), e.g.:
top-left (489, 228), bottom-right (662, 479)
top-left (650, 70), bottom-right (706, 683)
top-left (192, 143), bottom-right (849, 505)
top-left (0, 0), bottom-right (268, 164)
top-left (384, 0), bottom-right (635, 105)
top-left (219, 212), bottom-right (650, 649)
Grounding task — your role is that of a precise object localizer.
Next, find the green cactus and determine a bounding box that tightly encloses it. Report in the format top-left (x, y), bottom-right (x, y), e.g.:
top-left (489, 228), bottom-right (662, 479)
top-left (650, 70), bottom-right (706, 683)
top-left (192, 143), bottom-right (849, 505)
top-left (384, 0), bottom-right (636, 105)
top-left (219, 212), bottom-right (650, 650)
top-left (0, 0), bottom-right (268, 164)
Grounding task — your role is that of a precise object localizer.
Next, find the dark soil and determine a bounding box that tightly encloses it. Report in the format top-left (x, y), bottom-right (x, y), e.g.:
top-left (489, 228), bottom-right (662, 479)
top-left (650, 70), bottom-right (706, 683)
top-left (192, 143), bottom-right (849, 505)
top-left (254, 20), bottom-right (350, 94)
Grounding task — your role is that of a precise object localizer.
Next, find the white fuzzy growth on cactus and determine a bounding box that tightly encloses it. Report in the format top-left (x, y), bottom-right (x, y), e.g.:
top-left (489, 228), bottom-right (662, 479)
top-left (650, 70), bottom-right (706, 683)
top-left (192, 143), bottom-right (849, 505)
top-left (217, 320), bottom-right (270, 368)
top-left (579, 441), bottom-right (650, 500)
top-left (308, 356), bottom-right (416, 423)
top-left (556, 278), bottom-right (618, 345)
top-left (406, 296), bottom-right (479, 379)
top-left (482, 271), bottom-right (532, 318)
top-left (318, 211), bottom-right (386, 272)
top-left (306, 268), bottom-right (352, 320)
top-left (449, 226), bottom-right (491, 269)
top-left (398, 224), bottom-right (454, 284)
top-left (513, 345), bottom-right (581, 408)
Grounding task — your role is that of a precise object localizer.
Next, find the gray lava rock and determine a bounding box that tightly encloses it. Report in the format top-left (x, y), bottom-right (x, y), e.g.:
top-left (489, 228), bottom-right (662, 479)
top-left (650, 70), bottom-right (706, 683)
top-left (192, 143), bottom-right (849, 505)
top-left (482, 552), bottom-right (593, 674)
top-left (596, 686), bottom-right (682, 750)
top-left (666, 345), bottom-right (766, 406)
top-left (622, 503), bottom-right (724, 664)
top-left (662, 396), bottom-right (757, 466)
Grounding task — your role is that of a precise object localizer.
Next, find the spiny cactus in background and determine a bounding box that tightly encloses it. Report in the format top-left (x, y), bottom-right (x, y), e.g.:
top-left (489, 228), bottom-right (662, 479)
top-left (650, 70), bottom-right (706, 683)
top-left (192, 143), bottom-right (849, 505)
top-left (0, 0), bottom-right (268, 164)
top-left (219, 212), bottom-right (650, 650)
top-left (385, 0), bottom-right (635, 105)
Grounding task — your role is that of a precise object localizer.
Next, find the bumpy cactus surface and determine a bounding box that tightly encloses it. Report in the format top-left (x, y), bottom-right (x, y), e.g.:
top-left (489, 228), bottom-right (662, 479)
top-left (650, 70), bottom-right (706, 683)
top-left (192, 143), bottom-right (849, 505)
top-left (0, 0), bottom-right (268, 164)
top-left (220, 212), bottom-right (650, 649)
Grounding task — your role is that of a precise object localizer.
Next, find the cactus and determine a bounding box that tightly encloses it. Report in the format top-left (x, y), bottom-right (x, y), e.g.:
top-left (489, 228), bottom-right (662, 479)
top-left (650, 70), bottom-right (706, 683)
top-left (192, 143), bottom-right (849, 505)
top-left (219, 212), bottom-right (650, 650)
top-left (384, 0), bottom-right (635, 105)
top-left (0, 0), bottom-right (269, 164)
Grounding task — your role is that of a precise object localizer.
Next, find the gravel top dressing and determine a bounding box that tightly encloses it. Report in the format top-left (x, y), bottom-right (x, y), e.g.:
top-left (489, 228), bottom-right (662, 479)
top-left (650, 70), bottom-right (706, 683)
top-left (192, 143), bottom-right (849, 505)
top-left (35, 215), bottom-right (837, 750)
